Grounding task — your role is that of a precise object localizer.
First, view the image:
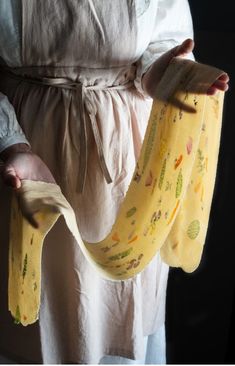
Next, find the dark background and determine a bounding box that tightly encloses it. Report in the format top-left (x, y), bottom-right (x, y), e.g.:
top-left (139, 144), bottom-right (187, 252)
top-left (166, 1), bottom-right (235, 364)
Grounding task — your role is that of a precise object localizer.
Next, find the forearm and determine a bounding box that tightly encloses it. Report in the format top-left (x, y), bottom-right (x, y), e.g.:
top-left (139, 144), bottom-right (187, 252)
top-left (0, 143), bottom-right (32, 161)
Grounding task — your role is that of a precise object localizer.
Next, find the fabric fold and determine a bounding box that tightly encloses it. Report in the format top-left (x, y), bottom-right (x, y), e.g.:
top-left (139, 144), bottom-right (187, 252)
top-left (7, 58), bottom-right (225, 326)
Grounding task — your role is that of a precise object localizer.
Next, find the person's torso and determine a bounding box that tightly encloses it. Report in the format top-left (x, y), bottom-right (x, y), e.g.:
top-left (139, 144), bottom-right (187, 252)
top-left (0, 0), bottom-right (158, 68)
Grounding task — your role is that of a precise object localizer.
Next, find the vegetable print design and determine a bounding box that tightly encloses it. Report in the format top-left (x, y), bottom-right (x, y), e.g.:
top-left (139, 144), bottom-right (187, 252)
top-left (8, 60), bottom-right (224, 326)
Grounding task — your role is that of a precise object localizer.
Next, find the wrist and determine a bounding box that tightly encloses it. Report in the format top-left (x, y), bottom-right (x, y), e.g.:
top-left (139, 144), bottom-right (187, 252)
top-left (0, 143), bottom-right (32, 162)
top-left (141, 65), bottom-right (156, 98)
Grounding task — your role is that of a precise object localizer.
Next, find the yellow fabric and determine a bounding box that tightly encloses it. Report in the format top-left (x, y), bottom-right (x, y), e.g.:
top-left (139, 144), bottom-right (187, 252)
top-left (8, 58), bottom-right (224, 325)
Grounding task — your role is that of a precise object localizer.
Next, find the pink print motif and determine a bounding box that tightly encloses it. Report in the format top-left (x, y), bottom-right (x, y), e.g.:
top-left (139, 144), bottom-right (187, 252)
top-left (145, 170), bottom-right (153, 186)
top-left (186, 136), bottom-right (193, 155)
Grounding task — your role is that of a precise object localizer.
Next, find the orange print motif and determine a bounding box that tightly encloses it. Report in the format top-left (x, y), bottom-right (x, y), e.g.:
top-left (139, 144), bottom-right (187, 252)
top-left (174, 154), bottom-right (183, 169)
top-left (167, 200), bottom-right (180, 225)
top-left (128, 235), bottom-right (138, 244)
top-left (205, 157), bottom-right (208, 172)
top-left (112, 232), bottom-right (120, 242)
top-left (194, 181), bottom-right (201, 193)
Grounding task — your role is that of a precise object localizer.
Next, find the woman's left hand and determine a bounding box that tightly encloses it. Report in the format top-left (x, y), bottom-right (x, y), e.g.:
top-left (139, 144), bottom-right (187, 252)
top-left (142, 38), bottom-right (229, 98)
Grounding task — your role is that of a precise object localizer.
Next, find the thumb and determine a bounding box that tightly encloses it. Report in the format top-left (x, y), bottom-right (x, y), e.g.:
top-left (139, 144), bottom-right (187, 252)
top-left (173, 38), bottom-right (194, 58)
top-left (142, 38), bottom-right (194, 98)
top-left (2, 164), bottom-right (21, 189)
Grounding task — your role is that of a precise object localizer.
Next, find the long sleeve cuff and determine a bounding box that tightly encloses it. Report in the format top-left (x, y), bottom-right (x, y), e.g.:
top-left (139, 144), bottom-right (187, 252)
top-left (0, 92), bottom-right (30, 154)
top-left (134, 0), bottom-right (195, 98)
top-left (0, 133), bottom-right (30, 154)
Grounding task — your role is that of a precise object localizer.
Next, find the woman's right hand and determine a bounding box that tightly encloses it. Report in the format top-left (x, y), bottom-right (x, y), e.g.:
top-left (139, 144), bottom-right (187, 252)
top-left (142, 39), bottom-right (229, 98)
top-left (0, 143), bottom-right (56, 227)
top-left (0, 144), bottom-right (55, 189)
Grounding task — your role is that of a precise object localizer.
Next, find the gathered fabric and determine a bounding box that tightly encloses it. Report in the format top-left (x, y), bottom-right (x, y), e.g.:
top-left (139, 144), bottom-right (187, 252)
top-left (0, 1), bottom-right (170, 363)
top-left (0, 0), bottom-right (194, 363)
top-left (6, 58), bottom-right (225, 330)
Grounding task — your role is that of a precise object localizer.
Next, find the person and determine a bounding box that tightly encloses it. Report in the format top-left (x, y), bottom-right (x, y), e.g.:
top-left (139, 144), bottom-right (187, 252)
top-left (0, 0), bottom-right (229, 364)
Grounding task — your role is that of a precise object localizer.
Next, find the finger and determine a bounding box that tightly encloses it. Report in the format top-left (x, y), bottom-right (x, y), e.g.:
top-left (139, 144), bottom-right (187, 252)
top-left (24, 212), bottom-right (39, 229)
top-left (211, 80), bottom-right (229, 91)
top-left (218, 73), bottom-right (229, 82)
top-left (207, 86), bottom-right (220, 95)
top-left (2, 165), bottom-right (22, 189)
top-left (6, 175), bottom-right (22, 189)
top-left (16, 194), bottom-right (40, 229)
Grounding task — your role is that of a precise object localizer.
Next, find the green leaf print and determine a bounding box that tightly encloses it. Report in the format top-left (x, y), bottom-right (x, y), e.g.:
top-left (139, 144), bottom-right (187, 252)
top-left (30, 234), bottom-right (34, 245)
top-left (197, 149), bottom-right (206, 173)
top-left (126, 207), bottom-right (137, 218)
top-left (14, 305), bottom-right (21, 325)
top-left (108, 247), bottom-right (133, 261)
top-left (176, 169), bottom-right (183, 198)
top-left (142, 116), bottom-right (158, 173)
top-left (158, 159), bottom-right (166, 190)
top-left (22, 253), bottom-right (28, 279)
top-left (187, 220), bottom-right (200, 240)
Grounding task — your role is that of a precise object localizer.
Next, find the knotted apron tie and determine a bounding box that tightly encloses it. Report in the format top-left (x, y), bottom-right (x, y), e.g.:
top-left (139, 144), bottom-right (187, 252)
top-left (0, 68), bottom-right (133, 193)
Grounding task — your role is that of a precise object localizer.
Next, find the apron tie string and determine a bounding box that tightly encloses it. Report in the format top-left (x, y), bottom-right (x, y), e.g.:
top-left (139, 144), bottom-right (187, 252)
top-left (0, 68), bottom-right (133, 193)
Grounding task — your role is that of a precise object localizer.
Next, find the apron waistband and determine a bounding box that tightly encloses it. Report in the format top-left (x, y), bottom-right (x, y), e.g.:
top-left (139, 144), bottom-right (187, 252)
top-left (0, 67), bottom-right (134, 193)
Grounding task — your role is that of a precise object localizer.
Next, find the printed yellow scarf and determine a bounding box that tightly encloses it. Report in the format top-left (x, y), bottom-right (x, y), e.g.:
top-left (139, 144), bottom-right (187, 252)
top-left (8, 58), bottom-right (225, 325)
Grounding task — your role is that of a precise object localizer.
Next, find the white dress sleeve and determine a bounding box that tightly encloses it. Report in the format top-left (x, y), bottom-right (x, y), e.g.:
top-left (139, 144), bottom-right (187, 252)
top-left (0, 92), bottom-right (30, 154)
top-left (134, 0), bottom-right (194, 96)
top-left (0, 0), bottom-right (30, 154)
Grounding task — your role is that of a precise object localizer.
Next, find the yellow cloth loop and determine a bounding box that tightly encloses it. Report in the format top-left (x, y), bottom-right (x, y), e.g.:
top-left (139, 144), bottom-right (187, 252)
top-left (8, 58), bottom-right (225, 325)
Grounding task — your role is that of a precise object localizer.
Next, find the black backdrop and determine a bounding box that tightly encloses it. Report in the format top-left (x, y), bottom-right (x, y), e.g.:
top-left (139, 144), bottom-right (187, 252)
top-left (166, 1), bottom-right (235, 364)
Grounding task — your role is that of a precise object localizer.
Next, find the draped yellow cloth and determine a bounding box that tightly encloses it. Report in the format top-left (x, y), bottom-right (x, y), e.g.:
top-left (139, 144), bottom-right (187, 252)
top-left (8, 58), bottom-right (225, 325)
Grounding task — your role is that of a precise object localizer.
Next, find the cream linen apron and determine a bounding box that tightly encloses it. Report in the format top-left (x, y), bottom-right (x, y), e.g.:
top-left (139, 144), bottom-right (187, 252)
top-left (0, 1), bottom-right (169, 363)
